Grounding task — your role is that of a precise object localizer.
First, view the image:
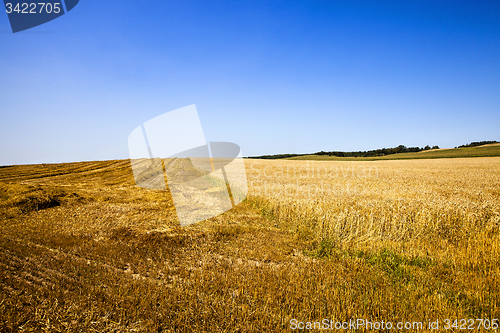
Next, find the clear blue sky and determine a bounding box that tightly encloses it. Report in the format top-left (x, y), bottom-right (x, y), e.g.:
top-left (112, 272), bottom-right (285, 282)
top-left (1, 0), bottom-right (499, 165)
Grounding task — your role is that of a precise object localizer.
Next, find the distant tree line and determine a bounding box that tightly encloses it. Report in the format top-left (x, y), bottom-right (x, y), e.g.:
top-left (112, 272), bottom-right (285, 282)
top-left (457, 141), bottom-right (498, 148)
top-left (252, 153), bottom-right (305, 159)
top-left (313, 144), bottom-right (440, 158)
top-left (247, 140), bottom-right (498, 159)
top-left (248, 144), bottom-right (440, 159)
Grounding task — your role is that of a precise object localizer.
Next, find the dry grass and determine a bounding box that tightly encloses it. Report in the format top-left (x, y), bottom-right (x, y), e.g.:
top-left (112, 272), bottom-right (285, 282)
top-left (1, 158), bottom-right (499, 331)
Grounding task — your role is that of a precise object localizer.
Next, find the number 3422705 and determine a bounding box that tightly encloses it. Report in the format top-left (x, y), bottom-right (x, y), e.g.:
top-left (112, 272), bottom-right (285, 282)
top-left (5, 3), bottom-right (62, 14)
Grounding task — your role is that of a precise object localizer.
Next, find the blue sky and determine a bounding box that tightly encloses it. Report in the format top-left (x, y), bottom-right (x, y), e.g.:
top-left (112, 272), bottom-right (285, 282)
top-left (1, 0), bottom-right (499, 165)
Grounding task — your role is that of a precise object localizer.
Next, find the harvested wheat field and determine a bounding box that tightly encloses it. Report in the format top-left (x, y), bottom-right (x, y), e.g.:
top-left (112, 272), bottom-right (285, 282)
top-left (1, 157), bottom-right (499, 331)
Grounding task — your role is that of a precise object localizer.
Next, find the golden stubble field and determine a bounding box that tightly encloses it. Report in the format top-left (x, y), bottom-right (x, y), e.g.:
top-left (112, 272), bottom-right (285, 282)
top-left (0, 157), bottom-right (499, 332)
